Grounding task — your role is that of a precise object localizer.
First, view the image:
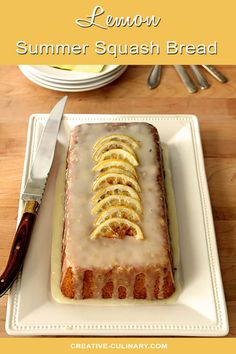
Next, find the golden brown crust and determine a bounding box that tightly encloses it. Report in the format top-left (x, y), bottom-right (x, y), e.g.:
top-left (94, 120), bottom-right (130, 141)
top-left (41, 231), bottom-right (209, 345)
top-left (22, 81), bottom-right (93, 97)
top-left (118, 286), bottom-right (126, 299)
top-left (61, 265), bottom-right (174, 299)
top-left (61, 267), bottom-right (75, 299)
top-left (163, 270), bottom-right (175, 298)
top-left (82, 270), bottom-right (93, 299)
top-left (134, 273), bottom-right (147, 299)
top-left (102, 281), bottom-right (114, 298)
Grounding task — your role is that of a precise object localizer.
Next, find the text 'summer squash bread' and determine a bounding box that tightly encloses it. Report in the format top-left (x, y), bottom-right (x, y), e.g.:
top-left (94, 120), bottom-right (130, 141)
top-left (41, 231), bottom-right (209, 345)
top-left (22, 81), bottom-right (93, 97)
top-left (61, 123), bottom-right (175, 300)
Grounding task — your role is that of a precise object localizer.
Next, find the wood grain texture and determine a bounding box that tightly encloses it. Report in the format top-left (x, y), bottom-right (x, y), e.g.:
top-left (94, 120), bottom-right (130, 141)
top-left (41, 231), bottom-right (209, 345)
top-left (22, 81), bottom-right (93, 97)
top-left (0, 65), bottom-right (236, 337)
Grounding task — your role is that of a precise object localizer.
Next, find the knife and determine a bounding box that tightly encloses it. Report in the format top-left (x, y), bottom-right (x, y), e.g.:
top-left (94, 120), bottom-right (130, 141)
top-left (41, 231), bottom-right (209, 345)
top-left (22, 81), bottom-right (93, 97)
top-left (174, 65), bottom-right (198, 93)
top-left (0, 96), bottom-right (67, 297)
top-left (189, 65), bottom-right (210, 90)
top-left (202, 65), bottom-right (228, 83)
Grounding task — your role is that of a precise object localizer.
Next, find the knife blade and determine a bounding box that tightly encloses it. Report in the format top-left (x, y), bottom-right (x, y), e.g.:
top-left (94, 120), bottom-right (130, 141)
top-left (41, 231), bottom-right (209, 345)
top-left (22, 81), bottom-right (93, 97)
top-left (0, 96), bottom-right (67, 297)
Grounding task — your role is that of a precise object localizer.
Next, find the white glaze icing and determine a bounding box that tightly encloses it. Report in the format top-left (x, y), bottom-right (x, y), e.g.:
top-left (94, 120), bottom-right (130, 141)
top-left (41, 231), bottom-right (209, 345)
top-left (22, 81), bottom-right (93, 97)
top-left (63, 123), bottom-right (170, 271)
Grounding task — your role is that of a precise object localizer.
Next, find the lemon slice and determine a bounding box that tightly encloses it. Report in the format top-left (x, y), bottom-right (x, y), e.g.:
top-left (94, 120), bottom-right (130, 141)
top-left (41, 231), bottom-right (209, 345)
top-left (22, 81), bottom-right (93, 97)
top-left (91, 194), bottom-right (142, 215)
top-left (92, 172), bottom-right (141, 193)
top-left (93, 159), bottom-right (138, 178)
top-left (93, 134), bottom-right (139, 151)
top-left (99, 168), bottom-right (136, 180)
top-left (90, 218), bottom-right (144, 240)
top-left (93, 140), bottom-right (135, 162)
top-left (99, 149), bottom-right (138, 166)
top-left (91, 184), bottom-right (140, 205)
top-left (95, 206), bottom-right (141, 225)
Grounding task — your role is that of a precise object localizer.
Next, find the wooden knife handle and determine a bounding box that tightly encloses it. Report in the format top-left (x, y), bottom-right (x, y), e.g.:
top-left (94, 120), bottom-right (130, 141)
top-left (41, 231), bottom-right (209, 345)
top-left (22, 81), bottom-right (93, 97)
top-left (0, 200), bottom-right (39, 297)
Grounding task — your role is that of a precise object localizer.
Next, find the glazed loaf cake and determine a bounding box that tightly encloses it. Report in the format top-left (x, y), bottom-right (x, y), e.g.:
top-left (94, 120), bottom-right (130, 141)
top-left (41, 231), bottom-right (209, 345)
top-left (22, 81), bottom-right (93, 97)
top-left (61, 122), bottom-right (175, 300)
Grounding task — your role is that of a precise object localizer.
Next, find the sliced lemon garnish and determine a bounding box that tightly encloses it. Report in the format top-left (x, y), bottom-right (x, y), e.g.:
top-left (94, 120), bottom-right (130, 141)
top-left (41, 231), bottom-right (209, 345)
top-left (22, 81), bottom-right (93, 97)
top-left (92, 159), bottom-right (138, 178)
top-left (92, 172), bottom-right (141, 193)
top-left (99, 167), bottom-right (136, 180)
top-left (91, 195), bottom-right (143, 215)
top-left (95, 206), bottom-right (141, 225)
top-left (93, 140), bottom-right (135, 162)
top-left (93, 134), bottom-right (140, 151)
top-left (90, 218), bottom-right (144, 240)
top-left (91, 184), bottom-right (140, 205)
top-left (98, 149), bottom-right (138, 166)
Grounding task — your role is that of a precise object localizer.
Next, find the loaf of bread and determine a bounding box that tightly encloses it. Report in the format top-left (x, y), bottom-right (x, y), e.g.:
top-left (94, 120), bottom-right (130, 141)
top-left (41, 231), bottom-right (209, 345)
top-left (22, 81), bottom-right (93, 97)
top-left (61, 122), bottom-right (175, 299)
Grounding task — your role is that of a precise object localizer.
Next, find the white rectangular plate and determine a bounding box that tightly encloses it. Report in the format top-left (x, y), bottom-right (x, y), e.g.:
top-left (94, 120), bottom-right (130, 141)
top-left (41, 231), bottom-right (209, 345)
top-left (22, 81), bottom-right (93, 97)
top-left (6, 114), bottom-right (228, 336)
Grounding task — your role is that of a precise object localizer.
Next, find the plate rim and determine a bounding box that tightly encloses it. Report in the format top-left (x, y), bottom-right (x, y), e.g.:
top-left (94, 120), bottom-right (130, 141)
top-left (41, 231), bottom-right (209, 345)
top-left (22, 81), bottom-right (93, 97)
top-left (22, 65), bottom-right (126, 84)
top-left (5, 114), bottom-right (229, 336)
top-left (18, 66), bottom-right (128, 92)
top-left (23, 65), bottom-right (122, 81)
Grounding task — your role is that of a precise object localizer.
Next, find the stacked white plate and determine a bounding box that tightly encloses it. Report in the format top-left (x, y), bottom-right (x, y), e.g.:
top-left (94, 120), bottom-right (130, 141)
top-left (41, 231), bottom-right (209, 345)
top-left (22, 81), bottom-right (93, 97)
top-left (19, 65), bottom-right (128, 92)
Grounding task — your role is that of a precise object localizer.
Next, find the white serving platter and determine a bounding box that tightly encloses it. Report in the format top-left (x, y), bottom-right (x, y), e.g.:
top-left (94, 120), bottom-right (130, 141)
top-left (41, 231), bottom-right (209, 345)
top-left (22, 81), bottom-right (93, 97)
top-left (5, 114), bottom-right (229, 336)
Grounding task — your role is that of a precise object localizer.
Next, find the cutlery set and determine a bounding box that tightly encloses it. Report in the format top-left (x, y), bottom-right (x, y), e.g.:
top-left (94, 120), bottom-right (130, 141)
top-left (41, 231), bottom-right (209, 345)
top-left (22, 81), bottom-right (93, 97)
top-left (147, 65), bottom-right (228, 92)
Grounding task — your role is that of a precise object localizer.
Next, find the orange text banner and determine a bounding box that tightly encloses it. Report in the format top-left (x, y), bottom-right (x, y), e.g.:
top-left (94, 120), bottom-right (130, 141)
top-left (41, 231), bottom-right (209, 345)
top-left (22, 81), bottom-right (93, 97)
top-left (0, 0), bottom-right (236, 64)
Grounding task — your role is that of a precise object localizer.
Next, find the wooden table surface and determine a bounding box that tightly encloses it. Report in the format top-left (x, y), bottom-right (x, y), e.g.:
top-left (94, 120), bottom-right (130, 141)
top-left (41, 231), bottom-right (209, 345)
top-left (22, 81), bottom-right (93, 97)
top-left (0, 65), bottom-right (236, 337)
